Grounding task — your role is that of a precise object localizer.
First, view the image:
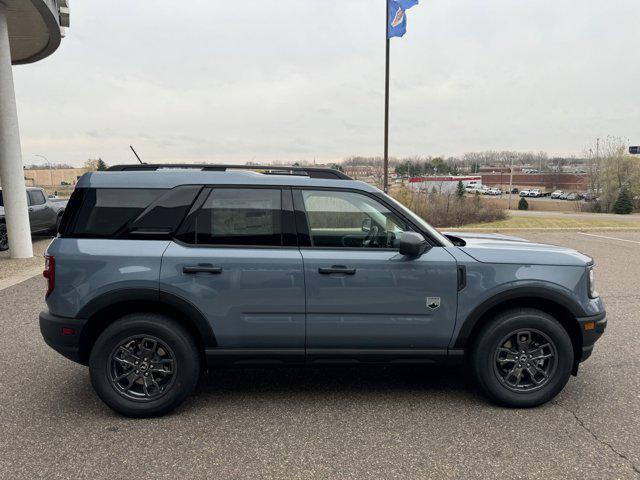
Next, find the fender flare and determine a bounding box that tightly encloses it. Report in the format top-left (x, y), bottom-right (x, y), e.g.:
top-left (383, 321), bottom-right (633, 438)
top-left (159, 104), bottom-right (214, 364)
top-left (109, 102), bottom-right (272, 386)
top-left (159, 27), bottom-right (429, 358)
top-left (452, 286), bottom-right (586, 349)
top-left (77, 288), bottom-right (216, 349)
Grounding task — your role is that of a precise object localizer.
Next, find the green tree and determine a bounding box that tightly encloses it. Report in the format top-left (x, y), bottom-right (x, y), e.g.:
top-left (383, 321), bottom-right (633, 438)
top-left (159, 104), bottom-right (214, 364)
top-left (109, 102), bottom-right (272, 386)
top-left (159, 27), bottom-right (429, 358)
top-left (96, 158), bottom-right (108, 171)
top-left (613, 187), bottom-right (633, 214)
top-left (518, 197), bottom-right (529, 210)
top-left (456, 181), bottom-right (465, 198)
top-left (431, 157), bottom-right (449, 175)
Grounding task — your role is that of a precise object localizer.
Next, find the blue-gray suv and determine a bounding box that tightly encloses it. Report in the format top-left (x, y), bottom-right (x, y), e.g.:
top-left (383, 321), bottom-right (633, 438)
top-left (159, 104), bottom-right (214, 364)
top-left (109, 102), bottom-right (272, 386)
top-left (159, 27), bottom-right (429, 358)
top-left (39, 164), bottom-right (606, 417)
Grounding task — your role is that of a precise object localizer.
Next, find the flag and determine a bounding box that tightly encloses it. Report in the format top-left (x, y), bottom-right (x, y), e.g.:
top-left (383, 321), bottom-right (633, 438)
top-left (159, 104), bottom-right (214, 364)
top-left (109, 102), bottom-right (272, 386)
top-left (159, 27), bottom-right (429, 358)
top-left (387, 0), bottom-right (419, 39)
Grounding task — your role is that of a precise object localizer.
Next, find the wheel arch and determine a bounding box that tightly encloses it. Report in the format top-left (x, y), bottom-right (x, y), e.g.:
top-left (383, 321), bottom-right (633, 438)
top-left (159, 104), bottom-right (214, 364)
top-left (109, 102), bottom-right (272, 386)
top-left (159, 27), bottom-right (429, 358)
top-left (76, 289), bottom-right (216, 365)
top-left (454, 288), bottom-right (584, 372)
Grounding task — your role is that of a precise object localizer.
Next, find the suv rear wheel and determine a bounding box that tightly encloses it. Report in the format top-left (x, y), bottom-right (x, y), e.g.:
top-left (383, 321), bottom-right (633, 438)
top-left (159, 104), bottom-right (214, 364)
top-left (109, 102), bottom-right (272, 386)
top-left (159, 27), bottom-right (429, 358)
top-left (471, 308), bottom-right (574, 407)
top-left (89, 313), bottom-right (200, 417)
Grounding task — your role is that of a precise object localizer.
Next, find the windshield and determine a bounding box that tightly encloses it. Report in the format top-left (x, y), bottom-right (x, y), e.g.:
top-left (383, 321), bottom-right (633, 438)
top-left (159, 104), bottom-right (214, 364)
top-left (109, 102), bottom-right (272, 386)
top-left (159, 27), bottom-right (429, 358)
top-left (381, 192), bottom-right (454, 247)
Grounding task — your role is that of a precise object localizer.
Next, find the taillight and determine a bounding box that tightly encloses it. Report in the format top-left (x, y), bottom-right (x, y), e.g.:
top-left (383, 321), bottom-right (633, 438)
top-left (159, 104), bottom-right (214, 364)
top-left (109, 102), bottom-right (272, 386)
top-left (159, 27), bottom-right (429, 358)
top-left (43, 255), bottom-right (55, 298)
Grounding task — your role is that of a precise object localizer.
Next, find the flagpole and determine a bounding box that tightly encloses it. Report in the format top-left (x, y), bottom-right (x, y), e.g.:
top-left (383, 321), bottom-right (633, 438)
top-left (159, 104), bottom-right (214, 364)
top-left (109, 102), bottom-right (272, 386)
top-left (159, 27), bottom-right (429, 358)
top-left (383, 0), bottom-right (390, 193)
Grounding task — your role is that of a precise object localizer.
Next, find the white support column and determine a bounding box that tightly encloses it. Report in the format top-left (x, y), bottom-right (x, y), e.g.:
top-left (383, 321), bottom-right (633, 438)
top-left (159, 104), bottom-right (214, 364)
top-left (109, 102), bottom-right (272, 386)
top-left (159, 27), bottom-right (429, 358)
top-left (0, 4), bottom-right (33, 258)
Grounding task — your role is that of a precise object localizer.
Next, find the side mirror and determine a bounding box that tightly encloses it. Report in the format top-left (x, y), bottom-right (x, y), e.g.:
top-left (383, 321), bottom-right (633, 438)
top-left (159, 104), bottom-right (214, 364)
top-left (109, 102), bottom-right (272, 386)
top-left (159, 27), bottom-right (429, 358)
top-left (361, 217), bottom-right (372, 233)
top-left (399, 232), bottom-right (429, 257)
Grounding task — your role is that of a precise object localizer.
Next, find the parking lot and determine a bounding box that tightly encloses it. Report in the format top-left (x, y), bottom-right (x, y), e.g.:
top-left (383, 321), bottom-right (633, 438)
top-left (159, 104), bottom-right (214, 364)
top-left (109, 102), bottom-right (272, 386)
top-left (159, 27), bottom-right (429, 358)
top-left (0, 231), bottom-right (638, 479)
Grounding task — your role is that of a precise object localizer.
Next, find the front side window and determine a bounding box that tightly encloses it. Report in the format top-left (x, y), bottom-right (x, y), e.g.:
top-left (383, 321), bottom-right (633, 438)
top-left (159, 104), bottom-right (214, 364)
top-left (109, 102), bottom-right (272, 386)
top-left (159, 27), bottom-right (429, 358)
top-left (179, 188), bottom-right (283, 246)
top-left (28, 190), bottom-right (46, 206)
top-left (301, 190), bottom-right (408, 249)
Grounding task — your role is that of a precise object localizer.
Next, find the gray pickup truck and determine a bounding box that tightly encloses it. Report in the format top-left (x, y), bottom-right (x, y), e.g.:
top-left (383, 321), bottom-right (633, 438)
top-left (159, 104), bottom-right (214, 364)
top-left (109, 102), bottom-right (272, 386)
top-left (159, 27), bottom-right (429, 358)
top-left (0, 187), bottom-right (67, 251)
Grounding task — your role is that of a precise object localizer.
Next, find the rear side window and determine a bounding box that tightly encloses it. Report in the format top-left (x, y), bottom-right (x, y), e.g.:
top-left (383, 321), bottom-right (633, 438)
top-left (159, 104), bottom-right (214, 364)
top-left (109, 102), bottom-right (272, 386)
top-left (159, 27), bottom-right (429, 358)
top-left (28, 190), bottom-right (46, 206)
top-left (62, 188), bottom-right (166, 237)
top-left (177, 188), bottom-right (283, 246)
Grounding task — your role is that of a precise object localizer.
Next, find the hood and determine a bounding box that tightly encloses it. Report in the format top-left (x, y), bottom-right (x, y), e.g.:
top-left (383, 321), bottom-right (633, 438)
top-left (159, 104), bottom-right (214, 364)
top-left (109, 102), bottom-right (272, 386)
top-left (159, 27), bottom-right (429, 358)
top-left (443, 232), bottom-right (592, 267)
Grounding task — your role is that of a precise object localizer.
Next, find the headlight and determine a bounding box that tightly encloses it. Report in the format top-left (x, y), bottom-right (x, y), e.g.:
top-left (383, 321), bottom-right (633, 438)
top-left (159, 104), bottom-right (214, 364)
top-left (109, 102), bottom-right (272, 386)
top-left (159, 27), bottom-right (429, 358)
top-left (588, 267), bottom-right (599, 299)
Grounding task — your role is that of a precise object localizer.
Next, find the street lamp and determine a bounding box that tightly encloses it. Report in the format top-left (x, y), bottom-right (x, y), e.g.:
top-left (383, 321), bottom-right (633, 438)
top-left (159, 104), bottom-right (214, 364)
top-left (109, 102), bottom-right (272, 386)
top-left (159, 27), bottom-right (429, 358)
top-left (33, 154), bottom-right (53, 187)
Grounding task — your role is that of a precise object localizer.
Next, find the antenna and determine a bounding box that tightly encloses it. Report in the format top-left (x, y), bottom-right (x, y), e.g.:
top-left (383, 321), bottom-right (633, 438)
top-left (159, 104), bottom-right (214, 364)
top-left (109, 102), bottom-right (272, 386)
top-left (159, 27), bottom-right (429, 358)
top-left (129, 145), bottom-right (144, 164)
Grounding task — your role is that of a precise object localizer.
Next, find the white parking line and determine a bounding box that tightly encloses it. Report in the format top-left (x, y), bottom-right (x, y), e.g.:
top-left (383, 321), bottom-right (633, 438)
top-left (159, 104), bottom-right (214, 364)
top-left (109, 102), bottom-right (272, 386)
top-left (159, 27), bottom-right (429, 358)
top-left (0, 266), bottom-right (43, 292)
top-left (577, 232), bottom-right (640, 245)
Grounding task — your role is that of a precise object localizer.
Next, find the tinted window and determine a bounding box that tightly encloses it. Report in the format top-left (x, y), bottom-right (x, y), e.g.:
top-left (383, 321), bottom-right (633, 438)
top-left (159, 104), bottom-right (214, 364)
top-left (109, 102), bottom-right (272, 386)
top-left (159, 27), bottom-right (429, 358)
top-left (0, 191), bottom-right (3, 207)
top-left (302, 190), bottom-right (408, 249)
top-left (129, 186), bottom-right (201, 234)
top-left (28, 190), bottom-right (46, 206)
top-left (179, 188), bottom-right (282, 246)
top-left (68, 188), bottom-right (165, 237)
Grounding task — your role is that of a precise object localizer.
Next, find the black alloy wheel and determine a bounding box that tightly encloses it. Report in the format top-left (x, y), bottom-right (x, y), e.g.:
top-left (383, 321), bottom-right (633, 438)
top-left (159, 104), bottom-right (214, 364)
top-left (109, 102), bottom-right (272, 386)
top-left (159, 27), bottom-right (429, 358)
top-left (471, 308), bottom-right (573, 408)
top-left (90, 313), bottom-right (200, 417)
top-left (108, 335), bottom-right (177, 401)
top-left (493, 329), bottom-right (557, 392)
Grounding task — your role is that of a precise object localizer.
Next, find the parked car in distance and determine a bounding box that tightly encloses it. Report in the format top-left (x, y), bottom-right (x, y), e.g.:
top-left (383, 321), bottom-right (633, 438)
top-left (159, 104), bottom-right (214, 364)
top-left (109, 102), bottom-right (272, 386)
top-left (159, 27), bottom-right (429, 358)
top-left (40, 164), bottom-right (606, 417)
top-left (566, 192), bottom-right (580, 201)
top-left (528, 189), bottom-right (542, 198)
top-left (519, 189), bottom-right (531, 197)
top-left (486, 187), bottom-right (502, 196)
top-left (551, 190), bottom-right (564, 199)
top-left (0, 187), bottom-right (67, 251)
top-left (583, 192), bottom-right (598, 202)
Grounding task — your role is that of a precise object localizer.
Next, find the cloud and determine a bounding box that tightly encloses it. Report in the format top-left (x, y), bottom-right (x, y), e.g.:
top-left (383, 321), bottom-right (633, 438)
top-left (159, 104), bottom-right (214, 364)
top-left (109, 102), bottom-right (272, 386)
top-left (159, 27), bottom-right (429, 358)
top-left (12, 0), bottom-right (640, 166)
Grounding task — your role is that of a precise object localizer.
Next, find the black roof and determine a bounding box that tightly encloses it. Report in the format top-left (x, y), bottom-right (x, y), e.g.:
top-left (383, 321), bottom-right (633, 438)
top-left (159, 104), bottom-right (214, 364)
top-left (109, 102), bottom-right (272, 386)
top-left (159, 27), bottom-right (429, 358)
top-left (107, 164), bottom-right (351, 180)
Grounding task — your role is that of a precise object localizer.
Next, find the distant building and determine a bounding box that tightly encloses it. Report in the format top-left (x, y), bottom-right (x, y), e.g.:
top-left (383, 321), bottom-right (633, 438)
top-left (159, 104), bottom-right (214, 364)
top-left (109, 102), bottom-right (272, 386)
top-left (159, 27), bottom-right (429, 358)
top-left (23, 168), bottom-right (85, 187)
top-left (408, 176), bottom-right (482, 194)
top-left (481, 173), bottom-right (589, 192)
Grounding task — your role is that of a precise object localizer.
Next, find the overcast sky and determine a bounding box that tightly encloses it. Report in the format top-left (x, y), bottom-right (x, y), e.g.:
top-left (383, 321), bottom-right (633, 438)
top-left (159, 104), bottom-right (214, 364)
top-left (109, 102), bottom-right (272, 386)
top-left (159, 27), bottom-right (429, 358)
top-left (13, 0), bottom-right (640, 166)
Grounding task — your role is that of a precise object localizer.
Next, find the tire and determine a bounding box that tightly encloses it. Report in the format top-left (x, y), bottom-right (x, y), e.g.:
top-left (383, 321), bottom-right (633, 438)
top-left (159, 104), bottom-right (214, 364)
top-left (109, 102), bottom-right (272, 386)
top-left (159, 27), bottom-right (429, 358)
top-left (0, 223), bottom-right (8, 252)
top-left (89, 313), bottom-right (200, 418)
top-left (471, 308), bottom-right (573, 408)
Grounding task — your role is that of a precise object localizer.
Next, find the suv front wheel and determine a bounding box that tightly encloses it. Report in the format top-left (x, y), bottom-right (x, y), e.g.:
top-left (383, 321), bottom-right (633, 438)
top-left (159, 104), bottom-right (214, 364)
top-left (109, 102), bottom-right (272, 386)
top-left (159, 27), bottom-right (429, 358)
top-left (471, 308), bottom-right (574, 407)
top-left (89, 313), bottom-right (200, 417)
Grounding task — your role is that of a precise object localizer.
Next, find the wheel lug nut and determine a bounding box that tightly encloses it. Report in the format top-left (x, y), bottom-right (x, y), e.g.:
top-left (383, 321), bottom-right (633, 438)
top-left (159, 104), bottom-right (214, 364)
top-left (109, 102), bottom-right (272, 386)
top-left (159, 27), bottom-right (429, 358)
top-left (135, 370), bottom-right (139, 374)
top-left (144, 373), bottom-right (148, 376)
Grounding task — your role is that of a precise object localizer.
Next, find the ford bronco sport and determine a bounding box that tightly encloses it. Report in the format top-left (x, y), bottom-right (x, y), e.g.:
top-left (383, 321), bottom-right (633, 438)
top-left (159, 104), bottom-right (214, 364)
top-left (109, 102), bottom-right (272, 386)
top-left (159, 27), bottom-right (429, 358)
top-left (39, 164), bottom-right (606, 417)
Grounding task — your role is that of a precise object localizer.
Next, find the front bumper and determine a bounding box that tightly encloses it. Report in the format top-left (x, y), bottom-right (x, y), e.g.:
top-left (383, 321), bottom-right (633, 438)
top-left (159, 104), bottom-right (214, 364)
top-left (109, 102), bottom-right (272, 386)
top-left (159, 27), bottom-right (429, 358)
top-left (39, 310), bottom-right (87, 364)
top-left (576, 311), bottom-right (607, 363)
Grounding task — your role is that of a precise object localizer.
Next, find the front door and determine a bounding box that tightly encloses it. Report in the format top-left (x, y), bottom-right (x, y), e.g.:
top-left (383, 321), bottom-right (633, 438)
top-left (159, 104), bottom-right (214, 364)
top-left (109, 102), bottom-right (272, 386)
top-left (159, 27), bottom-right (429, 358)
top-left (295, 189), bottom-right (458, 361)
top-left (160, 187), bottom-right (305, 364)
top-left (27, 190), bottom-right (49, 232)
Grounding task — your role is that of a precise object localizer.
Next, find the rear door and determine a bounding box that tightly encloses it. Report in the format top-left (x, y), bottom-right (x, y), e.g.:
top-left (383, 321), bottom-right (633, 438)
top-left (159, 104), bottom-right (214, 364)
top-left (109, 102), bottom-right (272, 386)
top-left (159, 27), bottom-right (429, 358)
top-left (294, 188), bottom-right (459, 362)
top-left (160, 187), bottom-right (306, 364)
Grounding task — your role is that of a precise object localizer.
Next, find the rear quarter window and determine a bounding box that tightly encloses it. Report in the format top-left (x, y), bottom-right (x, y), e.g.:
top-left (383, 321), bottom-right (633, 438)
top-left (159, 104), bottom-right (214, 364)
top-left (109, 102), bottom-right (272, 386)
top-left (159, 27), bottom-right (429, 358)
top-left (69, 188), bottom-right (165, 237)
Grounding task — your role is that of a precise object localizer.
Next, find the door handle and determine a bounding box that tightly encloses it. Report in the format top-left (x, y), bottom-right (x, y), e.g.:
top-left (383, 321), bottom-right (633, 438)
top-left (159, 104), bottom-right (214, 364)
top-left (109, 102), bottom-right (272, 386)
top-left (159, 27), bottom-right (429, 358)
top-left (183, 265), bottom-right (223, 274)
top-left (318, 266), bottom-right (356, 275)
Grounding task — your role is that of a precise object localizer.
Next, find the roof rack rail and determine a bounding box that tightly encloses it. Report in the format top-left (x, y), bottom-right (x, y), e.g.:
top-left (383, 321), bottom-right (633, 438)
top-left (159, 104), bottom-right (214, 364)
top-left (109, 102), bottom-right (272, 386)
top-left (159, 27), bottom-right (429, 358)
top-left (106, 164), bottom-right (352, 180)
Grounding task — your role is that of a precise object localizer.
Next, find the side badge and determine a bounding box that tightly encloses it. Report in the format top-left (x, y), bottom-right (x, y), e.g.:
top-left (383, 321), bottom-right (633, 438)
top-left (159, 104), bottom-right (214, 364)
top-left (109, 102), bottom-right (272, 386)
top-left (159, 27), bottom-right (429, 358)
top-left (426, 297), bottom-right (441, 310)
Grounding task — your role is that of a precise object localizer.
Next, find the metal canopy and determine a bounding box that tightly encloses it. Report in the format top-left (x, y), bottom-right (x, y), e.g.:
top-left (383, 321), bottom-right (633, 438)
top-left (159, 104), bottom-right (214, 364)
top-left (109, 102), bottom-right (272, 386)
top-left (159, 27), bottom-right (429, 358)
top-left (3, 0), bottom-right (66, 65)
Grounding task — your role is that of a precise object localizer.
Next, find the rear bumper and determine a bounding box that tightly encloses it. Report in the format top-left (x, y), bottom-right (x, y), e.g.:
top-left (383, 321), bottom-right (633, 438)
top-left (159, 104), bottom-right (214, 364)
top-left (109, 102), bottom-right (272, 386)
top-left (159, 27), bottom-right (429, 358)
top-left (577, 311), bottom-right (607, 363)
top-left (39, 310), bottom-right (87, 364)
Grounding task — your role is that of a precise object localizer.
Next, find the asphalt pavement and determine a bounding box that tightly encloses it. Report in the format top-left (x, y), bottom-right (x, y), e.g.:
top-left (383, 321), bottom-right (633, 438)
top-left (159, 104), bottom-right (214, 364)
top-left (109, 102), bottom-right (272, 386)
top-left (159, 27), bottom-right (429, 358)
top-left (0, 231), bottom-right (638, 479)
